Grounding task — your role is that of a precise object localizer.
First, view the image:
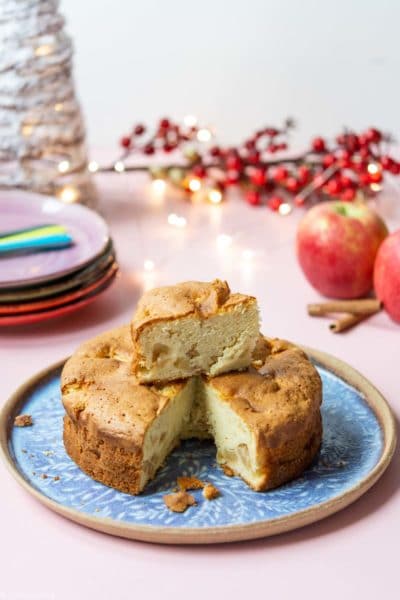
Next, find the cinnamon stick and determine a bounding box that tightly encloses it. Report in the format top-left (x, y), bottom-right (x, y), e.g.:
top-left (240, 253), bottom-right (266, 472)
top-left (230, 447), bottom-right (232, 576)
top-left (308, 299), bottom-right (381, 317)
top-left (329, 313), bottom-right (370, 333)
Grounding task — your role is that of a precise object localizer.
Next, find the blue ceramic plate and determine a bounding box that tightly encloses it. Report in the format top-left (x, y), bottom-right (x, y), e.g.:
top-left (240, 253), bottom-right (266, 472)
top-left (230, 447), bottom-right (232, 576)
top-left (0, 348), bottom-right (396, 544)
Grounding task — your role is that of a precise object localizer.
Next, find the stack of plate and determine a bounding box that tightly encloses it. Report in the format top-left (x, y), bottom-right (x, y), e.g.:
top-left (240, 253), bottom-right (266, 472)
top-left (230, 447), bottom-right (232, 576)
top-left (0, 192), bottom-right (118, 326)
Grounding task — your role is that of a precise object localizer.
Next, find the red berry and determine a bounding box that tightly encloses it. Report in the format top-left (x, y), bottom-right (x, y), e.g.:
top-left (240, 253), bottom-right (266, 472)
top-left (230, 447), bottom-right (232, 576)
top-left (358, 172), bottom-right (370, 186)
top-left (120, 136), bottom-right (131, 148)
top-left (339, 174), bottom-right (354, 188)
top-left (226, 154), bottom-right (242, 171)
top-left (358, 133), bottom-right (369, 147)
top-left (390, 161), bottom-right (400, 175)
top-left (344, 134), bottom-right (360, 153)
top-left (265, 128), bottom-right (278, 137)
top-left (337, 149), bottom-right (352, 168)
top-left (381, 155), bottom-right (393, 170)
top-left (286, 177), bottom-right (300, 193)
top-left (341, 188), bottom-right (356, 201)
top-left (267, 195), bottom-right (283, 211)
top-left (326, 178), bottom-right (342, 196)
top-left (369, 170), bottom-right (383, 183)
top-left (159, 118), bottom-right (170, 129)
top-left (248, 150), bottom-right (260, 164)
top-left (192, 164), bottom-right (207, 178)
top-left (273, 166), bottom-right (288, 182)
top-left (359, 147), bottom-right (371, 159)
top-left (163, 143), bottom-right (175, 153)
top-left (353, 160), bottom-right (368, 173)
top-left (245, 190), bottom-right (261, 206)
top-left (210, 146), bottom-right (221, 157)
top-left (312, 137), bottom-right (326, 152)
top-left (297, 165), bottom-right (311, 184)
top-left (250, 168), bottom-right (267, 186)
top-left (322, 154), bottom-right (336, 168)
top-left (244, 139), bottom-right (256, 150)
top-left (275, 143), bottom-right (288, 151)
top-left (313, 174), bottom-right (325, 188)
top-left (294, 195), bottom-right (305, 206)
top-left (143, 143), bottom-right (155, 155)
top-left (134, 124), bottom-right (145, 135)
top-left (268, 144), bottom-right (279, 153)
top-left (336, 134), bottom-right (346, 145)
top-left (226, 170), bottom-right (241, 185)
top-left (365, 128), bottom-right (382, 144)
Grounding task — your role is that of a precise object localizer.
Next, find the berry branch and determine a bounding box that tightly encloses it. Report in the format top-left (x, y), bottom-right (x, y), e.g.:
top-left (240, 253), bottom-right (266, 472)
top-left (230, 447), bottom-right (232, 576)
top-left (91, 118), bottom-right (399, 212)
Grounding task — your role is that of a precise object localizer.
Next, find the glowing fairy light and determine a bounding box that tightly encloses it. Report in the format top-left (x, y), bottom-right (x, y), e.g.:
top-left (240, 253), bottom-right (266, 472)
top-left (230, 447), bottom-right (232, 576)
top-left (197, 128), bottom-right (212, 142)
top-left (35, 45), bottom-right (52, 57)
top-left (367, 163), bottom-right (381, 175)
top-left (370, 183), bottom-right (382, 192)
top-left (208, 189), bottom-right (222, 204)
top-left (114, 161), bottom-right (125, 173)
top-left (22, 125), bottom-right (33, 136)
top-left (168, 213), bottom-right (187, 228)
top-left (59, 186), bottom-right (78, 203)
top-left (278, 202), bottom-right (292, 216)
top-left (184, 115), bottom-right (197, 127)
top-left (216, 234), bottom-right (232, 249)
top-left (88, 160), bottom-right (99, 173)
top-left (58, 160), bottom-right (70, 173)
top-left (188, 177), bottom-right (201, 192)
top-left (143, 259), bottom-right (155, 271)
top-left (152, 179), bottom-right (166, 193)
top-left (54, 103), bottom-right (64, 112)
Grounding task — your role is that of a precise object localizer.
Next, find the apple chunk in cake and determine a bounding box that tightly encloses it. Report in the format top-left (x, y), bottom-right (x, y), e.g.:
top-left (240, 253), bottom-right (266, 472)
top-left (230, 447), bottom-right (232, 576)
top-left (131, 279), bottom-right (260, 383)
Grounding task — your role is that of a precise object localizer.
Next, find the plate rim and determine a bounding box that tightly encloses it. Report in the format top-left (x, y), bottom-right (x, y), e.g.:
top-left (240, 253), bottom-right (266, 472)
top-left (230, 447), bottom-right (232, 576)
top-left (0, 347), bottom-right (396, 545)
top-left (0, 193), bottom-right (110, 289)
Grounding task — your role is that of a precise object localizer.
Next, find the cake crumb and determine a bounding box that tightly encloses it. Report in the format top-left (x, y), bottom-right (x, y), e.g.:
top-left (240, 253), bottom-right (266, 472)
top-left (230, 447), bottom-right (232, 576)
top-left (53, 476), bottom-right (60, 481)
top-left (14, 414), bottom-right (33, 427)
top-left (177, 476), bottom-right (204, 491)
top-left (203, 483), bottom-right (220, 500)
top-left (41, 473), bottom-right (48, 479)
top-left (222, 464), bottom-right (234, 477)
top-left (163, 491), bottom-right (196, 513)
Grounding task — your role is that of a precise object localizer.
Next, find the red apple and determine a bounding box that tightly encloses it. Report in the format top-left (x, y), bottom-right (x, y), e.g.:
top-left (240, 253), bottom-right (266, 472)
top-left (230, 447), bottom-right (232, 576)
top-left (297, 201), bottom-right (388, 298)
top-left (374, 230), bottom-right (400, 322)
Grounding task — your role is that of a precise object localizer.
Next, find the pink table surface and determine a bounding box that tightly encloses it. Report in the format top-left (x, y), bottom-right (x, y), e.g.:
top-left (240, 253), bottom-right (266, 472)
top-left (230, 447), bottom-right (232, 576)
top-left (1, 174), bottom-right (399, 600)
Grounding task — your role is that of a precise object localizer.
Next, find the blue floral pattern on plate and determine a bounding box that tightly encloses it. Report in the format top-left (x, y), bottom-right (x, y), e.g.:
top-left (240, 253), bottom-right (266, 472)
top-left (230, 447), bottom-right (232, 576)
top-left (9, 363), bottom-right (383, 528)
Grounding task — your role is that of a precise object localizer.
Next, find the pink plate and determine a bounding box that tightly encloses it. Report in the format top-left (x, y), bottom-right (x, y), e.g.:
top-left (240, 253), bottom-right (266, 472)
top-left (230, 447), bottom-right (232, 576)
top-left (0, 272), bottom-right (117, 326)
top-left (0, 191), bottom-right (109, 289)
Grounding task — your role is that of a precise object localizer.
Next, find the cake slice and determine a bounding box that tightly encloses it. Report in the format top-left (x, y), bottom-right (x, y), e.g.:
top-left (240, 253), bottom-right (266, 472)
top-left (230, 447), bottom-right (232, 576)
top-left (131, 279), bottom-right (260, 383)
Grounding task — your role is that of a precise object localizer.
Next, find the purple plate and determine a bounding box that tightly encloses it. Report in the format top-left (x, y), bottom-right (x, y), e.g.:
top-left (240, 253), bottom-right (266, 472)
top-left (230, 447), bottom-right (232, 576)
top-left (0, 191), bottom-right (109, 289)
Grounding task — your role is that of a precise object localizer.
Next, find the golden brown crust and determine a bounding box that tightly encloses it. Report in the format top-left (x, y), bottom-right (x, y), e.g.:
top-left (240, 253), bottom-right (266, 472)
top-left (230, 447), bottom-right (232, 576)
top-left (14, 414), bottom-right (33, 427)
top-left (131, 279), bottom-right (256, 341)
top-left (61, 326), bottom-right (185, 453)
top-left (163, 491), bottom-right (196, 512)
top-left (208, 338), bottom-right (322, 455)
top-left (177, 476), bottom-right (205, 491)
top-left (203, 483), bottom-right (220, 500)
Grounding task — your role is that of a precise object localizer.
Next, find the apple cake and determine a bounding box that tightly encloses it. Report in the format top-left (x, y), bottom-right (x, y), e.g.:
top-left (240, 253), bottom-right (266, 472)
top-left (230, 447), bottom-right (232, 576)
top-left (131, 279), bottom-right (260, 383)
top-left (62, 326), bottom-right (322, 495)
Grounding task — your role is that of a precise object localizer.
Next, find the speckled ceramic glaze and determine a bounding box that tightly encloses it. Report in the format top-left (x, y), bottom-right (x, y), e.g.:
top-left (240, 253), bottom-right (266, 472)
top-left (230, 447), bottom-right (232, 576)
top-left (5, 359), bottom-right (387, 536)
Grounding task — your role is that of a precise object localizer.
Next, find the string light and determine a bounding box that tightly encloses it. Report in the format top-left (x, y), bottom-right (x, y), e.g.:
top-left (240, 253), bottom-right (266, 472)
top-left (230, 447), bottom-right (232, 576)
top-left (88, 160), bottom-right (99, 173)
top-left (188, 177), bottom-right (201, 192)
top-left (370, 183), bottom-right (382, 192)
top-left (183, 115), bottom-right (197, 127)
top-left (58, 160), bottom-right (70, 173)
top-left (168, 213), bottom-right (187, 228)
top-left (152, 179), bottom-right (166, 193)
top-left (35, 45), bottom-right (52, 57)
top-left (114, 161), bottom-right (125, 173)
top-left (22, 125), bottom-right (33, 136)
top-left (367, 163), bottom-right (381, 175)
top-left (197, 128), bottom-right (212, 142)
top-left (208, 189), bottom-right (222, 204)
top-left (59, 186), bottom-right (78, 203)
top-left (54, 103), bottom-right (64, 112)
top-left (143, 259), bottom-right (155, 271)
top-left (278, 202), bottom-right (292, 216)
top-left (216, 234), bottom-right (232, 249)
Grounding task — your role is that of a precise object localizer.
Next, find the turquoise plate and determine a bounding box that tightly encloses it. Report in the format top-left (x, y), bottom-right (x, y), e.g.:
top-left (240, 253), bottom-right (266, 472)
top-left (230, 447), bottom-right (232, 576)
top-left (0, 348), bottom-right (396, 544)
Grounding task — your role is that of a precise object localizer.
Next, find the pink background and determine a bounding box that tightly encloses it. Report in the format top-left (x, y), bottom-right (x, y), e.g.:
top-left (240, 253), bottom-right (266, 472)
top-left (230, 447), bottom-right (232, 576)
top-left (1, 174), bottom-right (399, 600)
